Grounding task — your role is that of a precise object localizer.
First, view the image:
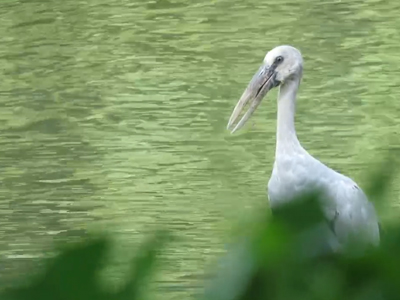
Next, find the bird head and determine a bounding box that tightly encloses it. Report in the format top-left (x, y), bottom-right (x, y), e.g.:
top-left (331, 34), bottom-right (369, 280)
top-left (227, 45), bottom-right (303, 133)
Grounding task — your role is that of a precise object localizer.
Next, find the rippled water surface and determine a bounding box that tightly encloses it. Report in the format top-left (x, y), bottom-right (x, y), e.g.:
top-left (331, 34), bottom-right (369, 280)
top-left (1, 0), bottom-right (400, 298)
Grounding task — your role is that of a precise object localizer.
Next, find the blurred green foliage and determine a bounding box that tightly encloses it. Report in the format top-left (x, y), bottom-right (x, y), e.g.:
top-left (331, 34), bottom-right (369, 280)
top-left (1, 232), bottom-right (170, 300)
top-left (1, 165), bottom-right (399, 300)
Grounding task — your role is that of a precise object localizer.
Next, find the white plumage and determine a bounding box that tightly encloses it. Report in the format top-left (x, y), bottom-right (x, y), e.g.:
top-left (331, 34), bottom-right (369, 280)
top-left (227, 45), bottom-right (380, 251)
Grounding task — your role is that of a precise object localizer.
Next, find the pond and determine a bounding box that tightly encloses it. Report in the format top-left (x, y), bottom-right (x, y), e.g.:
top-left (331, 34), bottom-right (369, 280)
top-left (0, 0), bottom-right (399, 298)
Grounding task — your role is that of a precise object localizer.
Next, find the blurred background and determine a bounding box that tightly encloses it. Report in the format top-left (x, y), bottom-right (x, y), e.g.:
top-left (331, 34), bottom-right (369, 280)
top-left (0, 0), bottom-right (400, 299)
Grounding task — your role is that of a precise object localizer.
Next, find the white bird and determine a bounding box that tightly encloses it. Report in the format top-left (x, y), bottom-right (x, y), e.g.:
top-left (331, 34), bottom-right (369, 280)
top-left (227, 45), bottom-right (380, 252)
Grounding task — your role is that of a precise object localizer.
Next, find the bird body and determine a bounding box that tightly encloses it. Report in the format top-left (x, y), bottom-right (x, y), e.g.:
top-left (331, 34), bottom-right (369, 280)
top-left (268, 145), bottom-right (380, 248)
top-left (227, 45), bottom-right (380, 250)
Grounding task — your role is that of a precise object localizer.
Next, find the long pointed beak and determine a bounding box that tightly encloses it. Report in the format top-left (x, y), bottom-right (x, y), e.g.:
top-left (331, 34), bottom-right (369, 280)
top-left (227, 64), bottom-right (278, 133)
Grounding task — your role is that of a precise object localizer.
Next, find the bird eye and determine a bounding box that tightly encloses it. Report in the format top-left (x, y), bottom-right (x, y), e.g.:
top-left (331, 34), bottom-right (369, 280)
top-left (275, 56), bottom-right (284, 63)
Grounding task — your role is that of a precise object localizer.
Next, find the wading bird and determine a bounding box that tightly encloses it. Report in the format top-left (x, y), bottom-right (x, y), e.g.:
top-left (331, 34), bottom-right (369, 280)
top-left (227, 45), bottom-right (380, 252)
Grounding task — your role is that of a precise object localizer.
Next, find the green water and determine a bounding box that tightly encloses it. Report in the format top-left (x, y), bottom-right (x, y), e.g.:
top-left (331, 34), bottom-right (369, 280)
top-left (0, 0), bottom-right (400, 298)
